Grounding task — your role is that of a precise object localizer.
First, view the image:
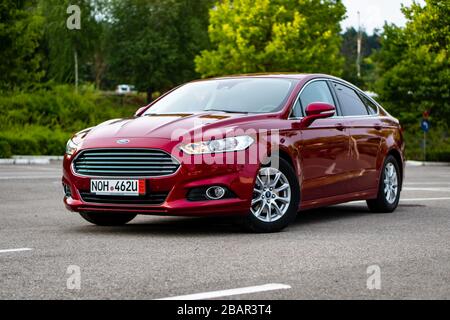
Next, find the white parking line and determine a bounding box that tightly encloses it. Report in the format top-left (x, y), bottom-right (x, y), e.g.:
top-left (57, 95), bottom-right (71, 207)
top-left (401, 197), bottom-right (450, 202)
top-left (349, 197), bottom-right (450, 205)
top-left (405, 182), bottom-right (450, 185)
top-left (403, 187), bottom-right (450, 192)
top-left (0, 248), bottom-right (33, 254)
top-left (157, 283), bottom-right (291, 300)
top-left (0, 176), bottom-right (60, 180)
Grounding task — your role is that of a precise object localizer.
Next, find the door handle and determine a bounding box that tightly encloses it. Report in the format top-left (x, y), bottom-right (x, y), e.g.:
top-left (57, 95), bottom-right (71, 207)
top-left (374, 123), bottom-right (382, 130)
top-left (335, 123), bottom-right (345, 131)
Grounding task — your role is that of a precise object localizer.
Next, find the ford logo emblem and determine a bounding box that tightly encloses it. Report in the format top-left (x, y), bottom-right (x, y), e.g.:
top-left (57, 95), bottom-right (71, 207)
top-left (116, 139), bottom-right (130, 145)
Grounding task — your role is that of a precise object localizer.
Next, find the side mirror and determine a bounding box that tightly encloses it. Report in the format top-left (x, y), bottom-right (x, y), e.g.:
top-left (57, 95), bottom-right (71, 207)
top-left (134, 106), bottom-right (148, 117)
top-left (300, 102), bottom-right (335, 128)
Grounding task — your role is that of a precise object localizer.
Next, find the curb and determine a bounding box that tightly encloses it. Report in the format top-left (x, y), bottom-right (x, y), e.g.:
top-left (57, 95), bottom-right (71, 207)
top-left (0, 156), bottom-right (64, 165)
top-left (406, 160), bottom-right (450, 167)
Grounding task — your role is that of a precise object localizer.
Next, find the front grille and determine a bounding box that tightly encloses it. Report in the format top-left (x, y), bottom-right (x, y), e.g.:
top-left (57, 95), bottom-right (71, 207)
top-left (79, 192), bottom-right (169, 205)
top-left (73, 149), bottom-right (180, 177)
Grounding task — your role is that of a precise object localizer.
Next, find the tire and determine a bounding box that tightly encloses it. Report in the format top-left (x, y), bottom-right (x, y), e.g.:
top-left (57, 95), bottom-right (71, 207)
top-left (367, 155), bottom-right (401, 213)
top-left (242, 158), bottom-right (300, 233)
top-left (79, 212), bottom-right (137, 226)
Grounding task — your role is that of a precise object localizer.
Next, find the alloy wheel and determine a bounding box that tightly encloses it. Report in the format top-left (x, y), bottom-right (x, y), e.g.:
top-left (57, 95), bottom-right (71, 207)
top-left (384, 162), bottom-right (398, 204)
top-left (251, 167), bottom-right (291, 223)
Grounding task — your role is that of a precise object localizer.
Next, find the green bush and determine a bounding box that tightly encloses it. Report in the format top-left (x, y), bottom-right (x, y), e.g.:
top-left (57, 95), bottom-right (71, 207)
top-left (0, 140), bottom-right (12, 158)
top-left (426, 149), bottom-right (450, 162)
top-left (403, 123), bottom-right (449, 161)
top-left (0, 85), bottom-right (146, 156)
top-left (0, 126), bottom-right (71, 156)
top-left (1, 84), bottom-right (449, 161)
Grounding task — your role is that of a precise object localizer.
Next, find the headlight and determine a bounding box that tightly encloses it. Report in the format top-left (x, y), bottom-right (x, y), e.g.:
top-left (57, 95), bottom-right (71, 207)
top-left (65, 139), bottom-right (79, 156)
top-left (180, 136), bottom-right (255, 155)
top-left (65, 128), bottom-right (92, 156)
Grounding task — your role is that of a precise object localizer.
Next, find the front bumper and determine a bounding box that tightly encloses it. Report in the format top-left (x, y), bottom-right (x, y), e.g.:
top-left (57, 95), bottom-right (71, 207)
top-left (62, 140), bottom-right (259, 217)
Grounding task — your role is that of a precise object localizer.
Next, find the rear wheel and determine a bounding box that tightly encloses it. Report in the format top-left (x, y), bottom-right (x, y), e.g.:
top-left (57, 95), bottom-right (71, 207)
top-left (242, 158), bottom-right (300, 233)
top-left (367, 155), bottom-right (401, 213)
top-left (79, 212), bottom-right (137, 226)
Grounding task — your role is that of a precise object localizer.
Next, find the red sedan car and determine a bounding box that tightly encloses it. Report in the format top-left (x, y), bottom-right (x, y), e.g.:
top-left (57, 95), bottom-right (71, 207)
top-left (63, 74), bottom-right (405, 233)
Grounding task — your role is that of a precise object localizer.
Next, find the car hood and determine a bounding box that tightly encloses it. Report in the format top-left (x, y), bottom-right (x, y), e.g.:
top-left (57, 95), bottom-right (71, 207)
top-left (84, 112), bottom-right (268, 141)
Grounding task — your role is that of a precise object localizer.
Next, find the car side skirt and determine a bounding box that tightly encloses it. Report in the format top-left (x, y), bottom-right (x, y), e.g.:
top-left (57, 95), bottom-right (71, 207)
top-left (300, 189), bottom-right (378, 211)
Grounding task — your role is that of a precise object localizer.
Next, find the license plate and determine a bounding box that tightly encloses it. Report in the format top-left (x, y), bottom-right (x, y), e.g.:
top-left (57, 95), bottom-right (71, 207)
top-left (90, 179), bottom-right (146, 196)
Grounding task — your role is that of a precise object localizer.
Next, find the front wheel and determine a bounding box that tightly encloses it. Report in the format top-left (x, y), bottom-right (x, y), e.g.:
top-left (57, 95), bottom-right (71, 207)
top-left (242, 158), bottom-right (300, 233)
top-left (367, 155), bottom-right (401, 213)
top-left (79, 212), bottom-right (137, 226)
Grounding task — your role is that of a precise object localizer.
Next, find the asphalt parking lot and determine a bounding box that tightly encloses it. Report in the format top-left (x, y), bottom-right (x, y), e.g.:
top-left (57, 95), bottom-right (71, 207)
top-left (1, 163), bottom-right (450, 300)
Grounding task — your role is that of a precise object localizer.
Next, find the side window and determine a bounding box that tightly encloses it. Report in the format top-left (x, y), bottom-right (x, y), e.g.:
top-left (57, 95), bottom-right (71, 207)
top-left (360, 94), bottom-right (379, 115)
top-left (333, 83), bottom-right (369, 116)
top-left (299, 81), bottom-right (335, 115)
top-left (291, 100), bottom-right (302, 118)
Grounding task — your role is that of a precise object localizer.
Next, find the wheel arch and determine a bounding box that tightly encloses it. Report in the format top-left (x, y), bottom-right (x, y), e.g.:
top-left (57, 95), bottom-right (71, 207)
top-left (260, 147), bottom-right (301, 191)
top-left (274, 148), bottom-right (302, 199)
top-left (278, 149), bottom-right (295, 170)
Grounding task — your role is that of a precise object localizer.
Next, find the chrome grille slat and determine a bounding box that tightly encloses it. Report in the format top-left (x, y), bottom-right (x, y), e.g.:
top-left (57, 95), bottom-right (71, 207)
top-left (83, 152), bottom-right (166, 156)
top-left (76, 170), bottom-right (174, 174)
top-left (76, 165), bottom-right (178, 169)
top-left (73, 149), bottom-right (180, 177)
top-left (75, 155), bottom-right (171, 160)
top-left (75, 170), bottom-right (172, 178)
top-left (75, 160), bottom-right (175, 164)
top-left (74, 157), bottom-right (173, 163)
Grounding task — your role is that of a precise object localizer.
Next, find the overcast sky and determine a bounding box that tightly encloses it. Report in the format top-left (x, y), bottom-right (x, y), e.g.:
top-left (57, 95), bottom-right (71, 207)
top-left (341, 0), bottom-right (426, 33)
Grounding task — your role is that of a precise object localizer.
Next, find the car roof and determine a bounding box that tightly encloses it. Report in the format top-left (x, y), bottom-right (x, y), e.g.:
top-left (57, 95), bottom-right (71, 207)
top-left (194, 73), bottom-right (340, 82)
top-left (191, 73), bottom-right (385, 108)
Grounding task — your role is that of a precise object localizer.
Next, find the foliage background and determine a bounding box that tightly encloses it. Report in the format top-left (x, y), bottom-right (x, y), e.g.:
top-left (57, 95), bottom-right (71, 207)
top-left (195, 0), bottom-right (345, 77)
top-left (0, 85), bottom-right (143, 157)
top-left (372, 0), bottom-right (450, 160)
top-left (0, 0), bottom-right (449, 160)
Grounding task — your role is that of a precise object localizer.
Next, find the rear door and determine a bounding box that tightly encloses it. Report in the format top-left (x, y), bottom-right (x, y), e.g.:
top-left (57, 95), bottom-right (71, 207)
top-left (293, 80), bottom-right (351, 201)
top-left (331, 82), bottom-right (382, 192)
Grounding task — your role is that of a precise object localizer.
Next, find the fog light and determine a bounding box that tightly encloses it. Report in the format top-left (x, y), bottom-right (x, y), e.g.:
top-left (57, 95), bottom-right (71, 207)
top-left (206, 186), bottom-right (226, 200)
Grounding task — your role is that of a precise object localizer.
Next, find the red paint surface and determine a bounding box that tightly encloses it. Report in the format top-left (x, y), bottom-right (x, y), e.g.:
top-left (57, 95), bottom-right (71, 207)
top-left (63, 74), bottom-right (405, 216)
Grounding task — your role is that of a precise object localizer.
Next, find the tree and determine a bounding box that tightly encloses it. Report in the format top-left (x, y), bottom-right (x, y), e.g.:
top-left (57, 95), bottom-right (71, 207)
top-left (0, 0), bottom-right (45, 91)
top-left (373, 0), bottom-right (450, 127)
top-left (195, 0), bottom-right (346, 78)
top-left (341, 27), bottom-right (381, 89)
top-left (106, 0), bottom-right (213, 93)
top-left (39, 0), bottom-right (104, 89)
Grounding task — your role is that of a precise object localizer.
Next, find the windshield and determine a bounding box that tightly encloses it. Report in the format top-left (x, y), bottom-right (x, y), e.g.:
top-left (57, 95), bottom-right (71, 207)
top-left (144, 78), bottom-right (297, 115)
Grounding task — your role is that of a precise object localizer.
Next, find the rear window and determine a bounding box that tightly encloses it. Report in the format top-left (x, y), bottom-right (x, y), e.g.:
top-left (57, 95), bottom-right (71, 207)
top-left (333, 82), bottom-right (369, 116)
top-left (360, 94), bottom-right (379, 115)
